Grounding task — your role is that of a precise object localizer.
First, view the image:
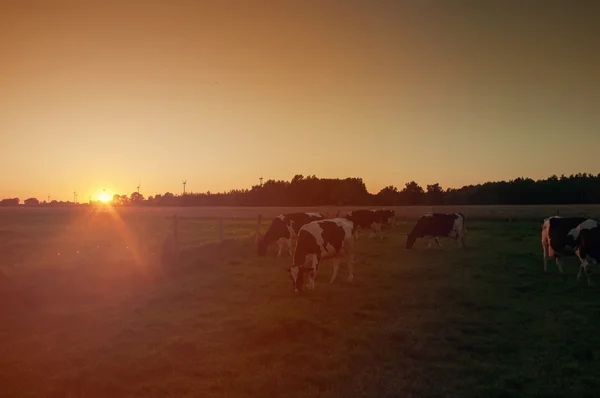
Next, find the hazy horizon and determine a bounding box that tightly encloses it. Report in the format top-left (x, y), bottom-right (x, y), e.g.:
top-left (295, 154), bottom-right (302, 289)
top-left (2, 1), bottom-right (598, 202)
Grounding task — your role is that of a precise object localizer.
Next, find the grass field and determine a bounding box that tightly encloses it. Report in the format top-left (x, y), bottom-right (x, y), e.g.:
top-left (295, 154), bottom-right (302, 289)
top-left (2, 206), bottom-right (600, 397)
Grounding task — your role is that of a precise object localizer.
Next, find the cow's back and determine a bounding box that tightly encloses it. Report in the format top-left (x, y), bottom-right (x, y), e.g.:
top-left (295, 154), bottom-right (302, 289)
top-left (286, 212), bottom-right (324, 234)
top-left (548, 216), bottom-right (588, 253)
top-left (425, 213), bottom-right (458, 236)
top-left (346, 209), bottom-right (377, 228)
top-left (295, 218), bottom-right (353, 265)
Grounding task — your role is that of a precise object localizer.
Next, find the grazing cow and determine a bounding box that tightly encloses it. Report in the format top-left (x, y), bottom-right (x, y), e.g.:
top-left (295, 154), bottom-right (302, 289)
top-left (345, 209), bottom-right (383, 240)
top-left (257, 212), bottom-right (324, 257)
top-left (287, 218), bottom-right (356, 292)
top-left (575, 220), bottom-right (600, 285)
top-left (542, 216), bottom-right (600, 285)
top-left (541, 216), bottom-right (586, 273)
top-left (405, 212), bottom-right (466, 249)
top-left (375, 209), bottom-right (396, 228)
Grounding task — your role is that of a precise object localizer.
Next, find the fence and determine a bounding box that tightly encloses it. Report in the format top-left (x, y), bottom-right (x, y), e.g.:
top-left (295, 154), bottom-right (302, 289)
top-left (3, 205), bottom-right (599, 273)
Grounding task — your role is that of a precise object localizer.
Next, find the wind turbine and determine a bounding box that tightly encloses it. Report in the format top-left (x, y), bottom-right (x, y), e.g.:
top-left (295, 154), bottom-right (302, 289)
top-left (136, 181), bottom-right (141, 195)
top-left (73, 190), bottom-right (78, 204)
top-left (259, 174), bottom-right (263, 187)
top-left (182, 180), bottom-right (187, 195)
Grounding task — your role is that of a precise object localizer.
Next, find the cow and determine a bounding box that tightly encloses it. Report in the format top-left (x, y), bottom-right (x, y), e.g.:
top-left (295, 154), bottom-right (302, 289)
top-left (375, 209), bottom-right (396, 228)
top-left (575, 220), bottom-right (600, 285)
top-left (405, 212), bottom-right (466, 249)
top-left (541, 216), bottom-right (586, 273)
top-left (542, 216), bottom-right (600, 285)
top-left (287, 218), bottom-right (356, 292)
top-left (257, 212), bottom-right (324, 257)
top-left (345, 209), bottom-right (383, 240)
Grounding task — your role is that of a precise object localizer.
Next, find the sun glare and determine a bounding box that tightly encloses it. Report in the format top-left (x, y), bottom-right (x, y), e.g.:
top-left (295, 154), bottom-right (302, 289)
top-left (97, 191), bottom-right (111, 203)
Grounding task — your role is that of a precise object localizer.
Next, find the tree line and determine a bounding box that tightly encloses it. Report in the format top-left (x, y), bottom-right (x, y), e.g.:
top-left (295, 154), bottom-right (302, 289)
top-left (3, 173), bottom-right (600, 207)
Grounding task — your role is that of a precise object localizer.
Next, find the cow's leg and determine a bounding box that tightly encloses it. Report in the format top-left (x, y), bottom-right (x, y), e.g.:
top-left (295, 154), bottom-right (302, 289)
top-left (588, 260), bottom-right (597, 286)
top-left (287, 238), bottom-right (293, 256)
top-left (435, 237), bottom-right (443, 250)
top-left (581, 261), bottom-right (594, 286)
top-left (276, 239), bottom-right (283, 257)
top-left (308, 269), bottom-right (316, 291)
top-left (555, 256), bottom-right (564, 273)
top-left (330, 258), bottom-right (340, 284)
top-left (576, 249), bottom-right (595, 285)
top-left (542, 241), bottom-right (549, 272)
top-left (347, 253), bottom-right (354, 282)
top-left (367, 223), bottom-right (382, 240)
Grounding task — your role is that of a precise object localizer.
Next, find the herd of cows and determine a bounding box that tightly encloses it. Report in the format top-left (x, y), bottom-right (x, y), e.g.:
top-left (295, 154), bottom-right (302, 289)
top-left (255, 210), bottom-right (600, 292)
top-left (256, 209), bottom-right (467, 292)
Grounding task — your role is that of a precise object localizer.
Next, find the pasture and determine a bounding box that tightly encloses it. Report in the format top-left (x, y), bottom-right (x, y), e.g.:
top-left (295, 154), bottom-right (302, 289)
top-left (2, 205), bottom-right (600, 397)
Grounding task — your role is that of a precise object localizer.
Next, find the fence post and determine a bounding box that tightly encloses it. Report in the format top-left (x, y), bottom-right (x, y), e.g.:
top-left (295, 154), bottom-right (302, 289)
top-left (556, 209), bottom-right (560, 216)
top-left (218, 219), bottom-right (224, 242)
top-left (256, 214), bottom-right (262, 243)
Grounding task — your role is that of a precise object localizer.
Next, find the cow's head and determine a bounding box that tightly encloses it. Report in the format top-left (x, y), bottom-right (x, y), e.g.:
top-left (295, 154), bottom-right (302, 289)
top-left (286, 254), bottom-right (316, 292)
top-left (405, 231), bottom-right (417, 249)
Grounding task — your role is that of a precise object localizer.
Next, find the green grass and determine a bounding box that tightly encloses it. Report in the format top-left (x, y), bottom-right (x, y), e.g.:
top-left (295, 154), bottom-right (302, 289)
top-left (1, 208), bottom-right (600, 397)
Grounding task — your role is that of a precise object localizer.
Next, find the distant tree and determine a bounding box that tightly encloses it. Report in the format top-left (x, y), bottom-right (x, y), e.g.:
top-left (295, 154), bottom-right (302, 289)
top-left (72, 172), bottom-right (600, 207)
top-left (129, 192), bottom-right (145, 205)
top-left (0, 198), bottom-right (20, 206)
top-left (376, 186), bottom-right (400, 205)
top-left (401, 181), bottom-right (425, 205)
top-left (426, 183), bottom-right (444, 205)
top-left (24, 197), bottom-right (40, 206)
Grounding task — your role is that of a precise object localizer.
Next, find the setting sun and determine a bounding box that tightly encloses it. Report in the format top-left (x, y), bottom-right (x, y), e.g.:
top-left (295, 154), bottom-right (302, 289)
top-left (97, 191), bottom-right (112, 203)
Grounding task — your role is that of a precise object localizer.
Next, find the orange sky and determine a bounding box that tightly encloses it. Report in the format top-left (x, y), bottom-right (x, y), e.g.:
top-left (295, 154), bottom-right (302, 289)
top-left (1, 1), bottom-right (599, 201)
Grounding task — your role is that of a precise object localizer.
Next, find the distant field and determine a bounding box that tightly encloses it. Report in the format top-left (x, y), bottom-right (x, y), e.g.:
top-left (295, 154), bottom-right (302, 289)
top-left (2, 206), bottom-right (600, 397)
top-left (4, 203), bottom-right (600, 220)
top-left (2, 204), bottom-right (599, 274)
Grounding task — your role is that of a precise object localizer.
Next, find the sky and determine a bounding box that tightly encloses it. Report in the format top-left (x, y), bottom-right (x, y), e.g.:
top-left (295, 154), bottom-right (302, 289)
top-left (1, 0), bottom-right (599, 201)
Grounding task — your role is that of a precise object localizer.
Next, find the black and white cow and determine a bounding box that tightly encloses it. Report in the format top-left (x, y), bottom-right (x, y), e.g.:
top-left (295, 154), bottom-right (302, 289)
top-left (375, 209), bottom-right (396, 228)
top-left (287, 218), bottom-right (356, 292)
top-left (541, 216), bottom-right (586, 273)
top-left (405, 212), bottom-right (466, 249)
top-left (257, 212), bottom-right (324, 257)
top-left (575, 220), bottom-right (600, 285)
top-left (541, 216), bottom-right (600, 285)
top-left (345, 209), bottom-right (383, 240)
